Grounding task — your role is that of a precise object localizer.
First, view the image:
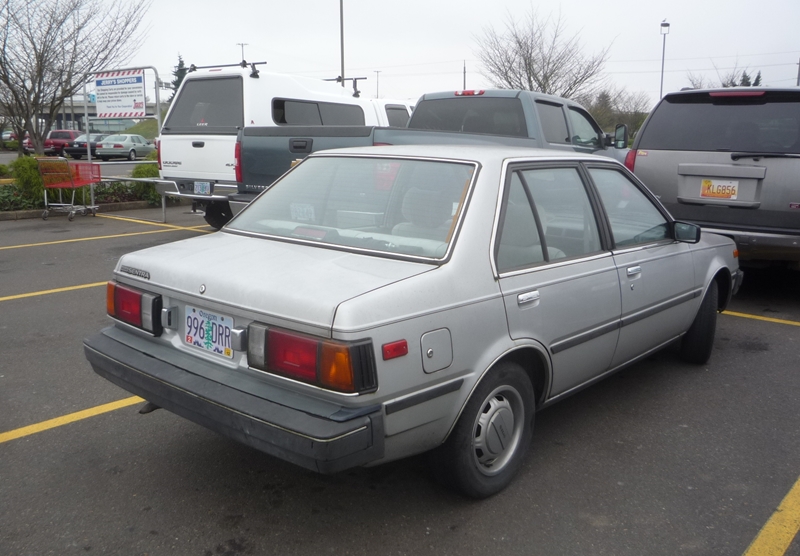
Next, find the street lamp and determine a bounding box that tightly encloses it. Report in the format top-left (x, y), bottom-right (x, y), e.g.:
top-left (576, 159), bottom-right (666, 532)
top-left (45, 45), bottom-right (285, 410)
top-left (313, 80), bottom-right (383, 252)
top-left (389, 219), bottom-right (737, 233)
top-left (339, 0), bottom-right (345, 87)
top-left (660, 20), bottom-right (670, 98)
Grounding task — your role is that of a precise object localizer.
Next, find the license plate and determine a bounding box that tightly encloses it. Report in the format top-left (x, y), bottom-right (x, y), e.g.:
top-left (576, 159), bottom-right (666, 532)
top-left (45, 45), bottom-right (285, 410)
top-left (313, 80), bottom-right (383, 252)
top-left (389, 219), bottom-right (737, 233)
top-left (700, 179), bottom-right (738, 200)
top-left (194, 181), bottom-right (211, 194)
top-left (184, 305), bottom-right (234, 358)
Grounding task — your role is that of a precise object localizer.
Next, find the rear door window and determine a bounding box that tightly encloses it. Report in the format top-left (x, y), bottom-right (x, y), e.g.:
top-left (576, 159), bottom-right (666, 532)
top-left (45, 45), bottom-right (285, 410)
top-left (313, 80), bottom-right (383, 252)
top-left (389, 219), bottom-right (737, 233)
top-left (163, 76), bottom-right (244, 135)
top-left (638, 91), bottom-right (800, 153)
top-left (536, 101), bottom-right (569, 144)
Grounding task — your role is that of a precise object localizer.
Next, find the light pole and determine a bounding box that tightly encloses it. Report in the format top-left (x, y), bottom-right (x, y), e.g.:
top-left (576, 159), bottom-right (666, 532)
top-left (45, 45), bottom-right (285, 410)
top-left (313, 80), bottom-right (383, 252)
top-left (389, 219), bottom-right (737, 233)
top-left (660, 20), bottom-right (670, 98)
top-left (339, 0), bottom-right (345, 87)
top-left (374, 70), bottom-right (381, 98)
top-left (237, 43), bottom-right (248, 61)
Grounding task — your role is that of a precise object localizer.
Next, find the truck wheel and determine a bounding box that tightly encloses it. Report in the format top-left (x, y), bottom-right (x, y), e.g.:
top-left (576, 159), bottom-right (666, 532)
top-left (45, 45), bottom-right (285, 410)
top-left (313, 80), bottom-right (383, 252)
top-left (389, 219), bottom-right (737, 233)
top-left (431, 361), bottom-right (534, 499)
top-left (203, 201), bottom-right (233, 230)
top-left (680, 280), bottom-right (718, 364)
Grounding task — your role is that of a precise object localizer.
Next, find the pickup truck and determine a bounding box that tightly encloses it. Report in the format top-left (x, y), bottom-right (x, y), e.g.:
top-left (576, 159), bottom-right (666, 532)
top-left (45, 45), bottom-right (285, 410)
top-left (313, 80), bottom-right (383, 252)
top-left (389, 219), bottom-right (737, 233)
top-left (230, 89), bottom-right (629, 214)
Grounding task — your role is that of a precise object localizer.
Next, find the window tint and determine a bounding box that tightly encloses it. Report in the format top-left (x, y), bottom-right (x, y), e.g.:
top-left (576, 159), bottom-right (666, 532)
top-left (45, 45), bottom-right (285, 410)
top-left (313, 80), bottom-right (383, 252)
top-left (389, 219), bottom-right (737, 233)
top-left (385, 105), bottom-right (410, 127)
top-left (163, 77), bottom-right (244, 134)
top-left (637, 91), bottom-right (800, 153)
top-left (536, 101), bottom-right (569, 144)
top-left (272, 99), bottom-right (365, 125)
top-left (568, 108), bottom-right (601, 148)
top-left (496, 174), bottom-right (545, 271)
top-left (408, 97), bottom-right (528, 137)
top-left (590, 168), bottom-right (668, 247)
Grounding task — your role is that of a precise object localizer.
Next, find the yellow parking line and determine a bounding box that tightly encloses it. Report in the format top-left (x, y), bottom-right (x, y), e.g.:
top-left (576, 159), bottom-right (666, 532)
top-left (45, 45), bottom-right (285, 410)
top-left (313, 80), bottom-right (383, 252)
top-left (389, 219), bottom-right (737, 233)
top-left (743, 476), bottom-right (800, 556)
top-left (723, 311), bottom-right (800, 327)
top-left (96, 213), bottom-right (212, 232)
top-left (0, 227), bottom-right (191, 251)
top-left (0, 396), bottom-right (143, 444)
top-left (0, 281), bottom-right (106, 303)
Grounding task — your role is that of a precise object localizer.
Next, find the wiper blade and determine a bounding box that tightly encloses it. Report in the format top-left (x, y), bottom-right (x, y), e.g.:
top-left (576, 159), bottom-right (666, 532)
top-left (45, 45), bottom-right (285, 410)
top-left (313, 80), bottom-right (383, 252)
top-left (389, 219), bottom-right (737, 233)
top-left (731, 152), bottom-right (800, 161)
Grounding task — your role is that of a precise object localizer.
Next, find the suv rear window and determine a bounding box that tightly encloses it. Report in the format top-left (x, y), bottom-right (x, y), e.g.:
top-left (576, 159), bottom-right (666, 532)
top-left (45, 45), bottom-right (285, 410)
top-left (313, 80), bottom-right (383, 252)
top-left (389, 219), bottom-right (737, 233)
top-left (163, 76), bottom-right (244, 135)
top-left (408, 97), bottom-right (528, 137)
top-left (638, 91), bottom-right (800, 153)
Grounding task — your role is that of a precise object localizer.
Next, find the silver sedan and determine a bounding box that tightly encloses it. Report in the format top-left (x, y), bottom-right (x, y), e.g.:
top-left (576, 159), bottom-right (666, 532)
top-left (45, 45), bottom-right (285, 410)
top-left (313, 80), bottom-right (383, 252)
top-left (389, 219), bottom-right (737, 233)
top-left (95, 133), bottom-right (155, 161)
top-left (84, 145), bottom-right (742, 498)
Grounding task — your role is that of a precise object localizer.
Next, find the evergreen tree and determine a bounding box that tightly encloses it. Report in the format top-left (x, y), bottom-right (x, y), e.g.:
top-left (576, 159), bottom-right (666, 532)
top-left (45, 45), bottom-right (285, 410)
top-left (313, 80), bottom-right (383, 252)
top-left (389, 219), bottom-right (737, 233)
top-left (169, 55), bottom-right (187, 101)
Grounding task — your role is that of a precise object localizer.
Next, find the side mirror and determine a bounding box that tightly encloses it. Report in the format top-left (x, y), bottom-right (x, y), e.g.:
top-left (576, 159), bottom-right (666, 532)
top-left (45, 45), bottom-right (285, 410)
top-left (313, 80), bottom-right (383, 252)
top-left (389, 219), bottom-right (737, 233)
top-left (673, 221), bottom-right (701, 243)
top-left (614, 124), bottom-right (629, 149)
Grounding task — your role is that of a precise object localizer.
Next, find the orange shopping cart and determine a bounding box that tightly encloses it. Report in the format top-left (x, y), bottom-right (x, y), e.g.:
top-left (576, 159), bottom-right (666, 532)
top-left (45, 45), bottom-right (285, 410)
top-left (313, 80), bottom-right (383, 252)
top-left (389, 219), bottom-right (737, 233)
top-left (37, 157), bottom-right (102, 220)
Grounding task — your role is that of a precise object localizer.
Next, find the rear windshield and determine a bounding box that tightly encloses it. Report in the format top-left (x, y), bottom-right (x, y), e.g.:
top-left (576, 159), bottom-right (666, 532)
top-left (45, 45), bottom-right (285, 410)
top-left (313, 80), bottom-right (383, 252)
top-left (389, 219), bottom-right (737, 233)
top-left (163, 76), bottom-right (244, 135)
top-left (408, 97), bottom-right (528, 137)
top-left (638, 91), bottom-right (800, 153)
top-left (228, 156), bottom-right (477, 261)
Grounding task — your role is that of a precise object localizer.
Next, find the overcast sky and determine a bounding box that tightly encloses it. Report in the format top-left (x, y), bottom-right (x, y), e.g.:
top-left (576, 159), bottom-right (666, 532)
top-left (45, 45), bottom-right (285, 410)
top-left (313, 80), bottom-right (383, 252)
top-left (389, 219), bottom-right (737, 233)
top-left (127, 0), bottom-right (800, 107)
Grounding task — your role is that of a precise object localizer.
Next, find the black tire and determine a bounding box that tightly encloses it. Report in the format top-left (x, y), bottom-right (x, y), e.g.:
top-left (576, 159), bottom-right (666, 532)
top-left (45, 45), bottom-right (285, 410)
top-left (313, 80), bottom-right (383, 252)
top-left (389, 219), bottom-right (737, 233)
top-left (431, 361), bottom-right (534, 499)
top-left (100, 156), bottom-right (109, 161)
top-left (128, 149), bottom-right (136, 161)
top-left (42, 210), bottom-right (48, 220)
top-left (70, 154), bottom-right (81, 160)
top-left (203, 201), bottom-right (233, 230)
top-left (680, 280), bottom-right (719, 364)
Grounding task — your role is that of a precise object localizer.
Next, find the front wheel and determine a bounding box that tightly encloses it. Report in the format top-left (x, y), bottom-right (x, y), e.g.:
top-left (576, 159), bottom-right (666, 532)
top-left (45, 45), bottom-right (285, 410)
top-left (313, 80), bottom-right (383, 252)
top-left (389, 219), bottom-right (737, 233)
top-left (680, 280), bottom-right (719, 364)
top-left (431, 361), bottom-right (534, 498)
top-left (203, 201), bottom-right (233, 230)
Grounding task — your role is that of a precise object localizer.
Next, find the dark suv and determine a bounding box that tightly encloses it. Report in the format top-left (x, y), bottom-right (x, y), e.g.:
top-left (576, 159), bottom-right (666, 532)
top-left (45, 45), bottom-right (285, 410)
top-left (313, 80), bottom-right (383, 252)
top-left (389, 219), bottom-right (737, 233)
top-left (628, 88), bottom-right (800, 268)
top-left (44, 129), bottom-right (81, 156)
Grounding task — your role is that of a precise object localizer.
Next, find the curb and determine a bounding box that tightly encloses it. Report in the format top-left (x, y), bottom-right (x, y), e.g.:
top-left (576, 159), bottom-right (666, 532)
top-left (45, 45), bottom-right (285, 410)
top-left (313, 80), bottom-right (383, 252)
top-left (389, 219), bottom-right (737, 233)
top-left (0, 199), bottom-right (188, 221)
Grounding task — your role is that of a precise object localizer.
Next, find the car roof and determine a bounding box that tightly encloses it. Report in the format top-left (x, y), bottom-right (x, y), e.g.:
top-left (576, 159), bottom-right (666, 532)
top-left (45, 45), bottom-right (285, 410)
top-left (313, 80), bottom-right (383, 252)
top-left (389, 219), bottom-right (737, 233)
top-left (666, 87), bottom-right (799, 96)
top-left (310, 143), bottom-right (622, 167)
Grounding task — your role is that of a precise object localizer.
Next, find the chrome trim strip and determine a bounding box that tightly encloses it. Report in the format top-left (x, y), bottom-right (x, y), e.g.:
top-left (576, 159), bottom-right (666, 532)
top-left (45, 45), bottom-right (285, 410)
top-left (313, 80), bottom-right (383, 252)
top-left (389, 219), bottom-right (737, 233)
top-left (550, 319), bottom-right (621, 354)
top-left (620, 289), bottom-right (701, 328)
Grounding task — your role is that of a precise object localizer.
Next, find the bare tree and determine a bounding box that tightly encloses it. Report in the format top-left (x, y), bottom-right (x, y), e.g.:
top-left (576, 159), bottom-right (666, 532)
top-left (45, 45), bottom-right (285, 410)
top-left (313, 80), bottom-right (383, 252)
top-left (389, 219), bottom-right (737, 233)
top-left (0, 0), bottom-right (151, 155)
top-left (475, 10), bottom-right (610, 98)
top-left (576, 87), bottom-right (652, 137)
top-left (686, 63), bottom-right (763, 90)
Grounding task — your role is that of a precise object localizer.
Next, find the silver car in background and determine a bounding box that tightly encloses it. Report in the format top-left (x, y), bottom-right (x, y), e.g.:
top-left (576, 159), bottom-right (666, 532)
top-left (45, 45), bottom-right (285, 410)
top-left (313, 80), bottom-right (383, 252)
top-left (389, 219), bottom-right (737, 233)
top-left (627, 88), bottom-right (800, 268)
top-left (84, 145), bottom-right (741, 498)
top-left (95, 133), bottom-right (155, 161)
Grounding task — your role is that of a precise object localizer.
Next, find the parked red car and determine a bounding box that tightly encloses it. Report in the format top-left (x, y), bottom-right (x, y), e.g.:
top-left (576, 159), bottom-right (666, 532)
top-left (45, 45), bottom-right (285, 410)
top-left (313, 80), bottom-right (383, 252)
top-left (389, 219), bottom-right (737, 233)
top-left (43, 129), bottom-right (81, 156)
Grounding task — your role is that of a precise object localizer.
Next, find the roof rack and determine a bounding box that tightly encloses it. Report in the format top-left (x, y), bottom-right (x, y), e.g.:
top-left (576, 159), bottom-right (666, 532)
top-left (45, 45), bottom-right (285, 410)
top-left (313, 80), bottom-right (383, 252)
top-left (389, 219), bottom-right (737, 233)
top-left (188, 61), bottom-right (267, 78)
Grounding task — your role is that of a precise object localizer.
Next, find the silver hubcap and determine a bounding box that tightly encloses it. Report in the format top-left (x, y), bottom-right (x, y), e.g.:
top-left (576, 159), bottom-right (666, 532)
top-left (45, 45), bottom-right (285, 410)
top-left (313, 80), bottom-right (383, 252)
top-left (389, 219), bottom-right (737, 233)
top-left (471, 385), bottom-right (524, 476)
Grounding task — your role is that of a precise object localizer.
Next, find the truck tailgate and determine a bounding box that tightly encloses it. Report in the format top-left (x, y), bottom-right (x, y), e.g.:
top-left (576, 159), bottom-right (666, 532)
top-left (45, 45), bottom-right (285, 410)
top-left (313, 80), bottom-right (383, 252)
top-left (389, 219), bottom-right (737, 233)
top-left (160, 134), bottom-right (236, 183)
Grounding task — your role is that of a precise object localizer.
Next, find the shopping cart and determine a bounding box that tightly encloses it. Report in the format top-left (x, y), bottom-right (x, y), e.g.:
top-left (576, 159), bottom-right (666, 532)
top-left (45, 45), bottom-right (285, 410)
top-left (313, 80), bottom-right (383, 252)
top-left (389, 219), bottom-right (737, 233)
top-left (37, 157), bottom-right (102, 220)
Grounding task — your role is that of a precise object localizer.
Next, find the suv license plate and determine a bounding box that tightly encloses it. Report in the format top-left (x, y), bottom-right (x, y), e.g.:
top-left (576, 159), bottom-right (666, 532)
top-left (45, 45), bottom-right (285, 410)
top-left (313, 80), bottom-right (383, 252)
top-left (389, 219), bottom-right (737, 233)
top-left (194, 181), bottom-right (211, 194)
top-left (184, 305), bottom-right (234, 358)
top-left (700, 179), bottom-right (738, 200)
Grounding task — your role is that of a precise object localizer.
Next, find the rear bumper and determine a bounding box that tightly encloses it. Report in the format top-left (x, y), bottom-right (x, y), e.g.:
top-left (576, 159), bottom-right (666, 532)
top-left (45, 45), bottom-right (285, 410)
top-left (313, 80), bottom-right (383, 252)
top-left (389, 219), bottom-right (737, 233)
top-left (156, 179), bottom-right (237, 203)
top-left (704, 228), bottom-right (800, 262)
top-left (83, 331), bottom-right (385, 473)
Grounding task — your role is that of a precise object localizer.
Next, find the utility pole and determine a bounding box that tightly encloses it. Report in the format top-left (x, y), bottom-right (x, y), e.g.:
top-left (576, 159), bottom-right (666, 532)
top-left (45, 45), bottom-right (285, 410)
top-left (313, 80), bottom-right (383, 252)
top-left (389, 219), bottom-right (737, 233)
top-left (237, 43), bottom-right (248, 61)
top-left (374, 70), bottom-right (381, 98)
top-left (796, 58), bottom-right (800, 86)
top-left (463, 60), bottom-right (466, 89)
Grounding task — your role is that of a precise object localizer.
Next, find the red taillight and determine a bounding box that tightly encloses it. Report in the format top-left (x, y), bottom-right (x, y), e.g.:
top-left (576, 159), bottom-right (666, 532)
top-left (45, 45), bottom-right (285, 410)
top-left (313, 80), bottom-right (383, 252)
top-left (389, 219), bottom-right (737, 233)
top-left (247, 324), bottom-right (376, 393)
top-left (106, 281), bottom-right (162, 335)
top-left (709, 91), bottom-right (765, 98)
top-left (156, 138), bottom-right (161, 170)
top-left (113, 143), bottom-right (123, 149)
top-left (624, 149), bottom-right (637, 172)
top-left (234, 139), bottom-right (242, 183)
top-left (455, 90), bottom-right (485, 96)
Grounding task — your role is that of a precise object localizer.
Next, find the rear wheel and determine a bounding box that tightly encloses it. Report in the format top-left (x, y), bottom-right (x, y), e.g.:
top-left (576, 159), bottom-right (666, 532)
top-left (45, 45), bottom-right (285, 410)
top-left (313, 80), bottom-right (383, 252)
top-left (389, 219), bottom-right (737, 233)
top-left (431, 361), bottom-right (534, 499)
top-left (70, 154), bottom-right (81, 160)
top-left (128, 149), bottom-right (136, 161)
top-left (680, 280), bottom-right (718, 364)
top-left (203, 201), bottom-right (233, 230)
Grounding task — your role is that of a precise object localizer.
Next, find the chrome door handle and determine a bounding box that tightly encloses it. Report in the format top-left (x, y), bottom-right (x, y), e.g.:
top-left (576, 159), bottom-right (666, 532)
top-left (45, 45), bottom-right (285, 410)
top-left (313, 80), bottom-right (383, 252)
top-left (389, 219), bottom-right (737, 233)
top-left (517, 291), bottom-right (540, 305)
top-left (626, 266), bottom-right (642, 276)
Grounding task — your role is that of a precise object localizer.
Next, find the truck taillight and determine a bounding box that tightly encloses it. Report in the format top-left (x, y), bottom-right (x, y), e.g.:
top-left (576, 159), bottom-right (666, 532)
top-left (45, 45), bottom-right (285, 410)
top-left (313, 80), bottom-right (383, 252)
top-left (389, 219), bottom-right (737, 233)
top-left (156, 139), bottom-right (161, 170)
top-left (247, 323), bottom-right (377, 394)
top-left (234, 139), bottom-right (242, 183)
top-left (107, 281), bottom-right (163, 336)
top-left (624, 149), bottom-right (637, 172)
top-left (455, 90), bottom-right (484, 96)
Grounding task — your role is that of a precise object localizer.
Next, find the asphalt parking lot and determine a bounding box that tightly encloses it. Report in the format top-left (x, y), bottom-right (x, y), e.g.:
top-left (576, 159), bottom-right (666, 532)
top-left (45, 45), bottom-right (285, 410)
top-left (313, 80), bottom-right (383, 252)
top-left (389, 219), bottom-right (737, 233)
top-left (1, 206), bottom-right (798, 556)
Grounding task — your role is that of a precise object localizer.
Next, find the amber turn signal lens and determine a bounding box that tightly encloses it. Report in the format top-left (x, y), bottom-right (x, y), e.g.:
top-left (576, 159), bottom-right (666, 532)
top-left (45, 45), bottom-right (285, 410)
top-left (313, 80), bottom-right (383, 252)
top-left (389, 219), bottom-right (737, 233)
top-left (106, 281), bottom-right (116, 316)
top-left (320, 342), bottom-right (355, 392)
top-left (733, 249), bottom-right (739, 259)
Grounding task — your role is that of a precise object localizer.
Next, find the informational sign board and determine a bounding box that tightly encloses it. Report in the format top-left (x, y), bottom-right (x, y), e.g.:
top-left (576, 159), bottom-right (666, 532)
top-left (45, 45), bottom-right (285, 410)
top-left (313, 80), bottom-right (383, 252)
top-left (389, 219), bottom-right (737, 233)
top-left (95, 69), bottom-right (147, 118)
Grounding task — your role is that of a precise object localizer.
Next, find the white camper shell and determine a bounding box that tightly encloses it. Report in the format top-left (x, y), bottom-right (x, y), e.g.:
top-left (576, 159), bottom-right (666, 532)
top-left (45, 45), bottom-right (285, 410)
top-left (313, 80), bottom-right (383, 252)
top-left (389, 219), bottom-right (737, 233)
top-left (158, 63), bottom-right (413, 228)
